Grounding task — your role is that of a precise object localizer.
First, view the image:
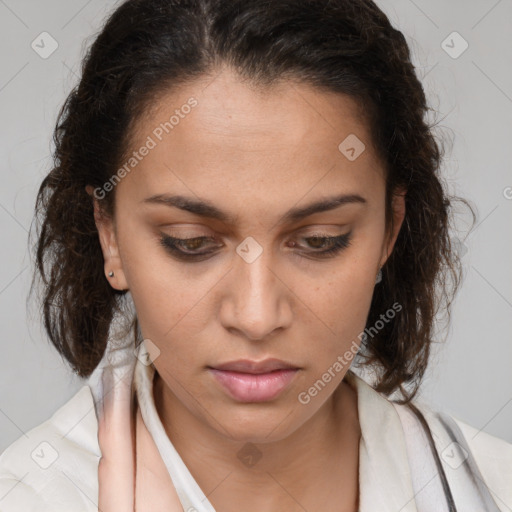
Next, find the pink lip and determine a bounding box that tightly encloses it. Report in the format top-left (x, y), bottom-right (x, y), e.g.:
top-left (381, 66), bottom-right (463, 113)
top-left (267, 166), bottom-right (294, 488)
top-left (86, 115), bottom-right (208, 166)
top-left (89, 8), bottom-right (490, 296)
top-left (209, 368), bottom-right (299, 402)
top-left (211, 358), bottom-right (298, 374)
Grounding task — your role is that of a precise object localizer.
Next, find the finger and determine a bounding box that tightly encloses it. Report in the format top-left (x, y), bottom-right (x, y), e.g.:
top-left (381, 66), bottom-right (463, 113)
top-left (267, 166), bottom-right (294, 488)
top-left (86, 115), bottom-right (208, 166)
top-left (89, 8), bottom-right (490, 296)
top-left (97, 365), bottom-right (135, 512)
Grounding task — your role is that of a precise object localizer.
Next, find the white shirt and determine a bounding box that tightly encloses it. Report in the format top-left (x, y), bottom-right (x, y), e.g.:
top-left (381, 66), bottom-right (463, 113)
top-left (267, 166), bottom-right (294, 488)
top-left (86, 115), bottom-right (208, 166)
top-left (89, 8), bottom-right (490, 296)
top-left (133, 341), bottom-right (512, 511)
top-left (0, 337), bottom-right (510, 511)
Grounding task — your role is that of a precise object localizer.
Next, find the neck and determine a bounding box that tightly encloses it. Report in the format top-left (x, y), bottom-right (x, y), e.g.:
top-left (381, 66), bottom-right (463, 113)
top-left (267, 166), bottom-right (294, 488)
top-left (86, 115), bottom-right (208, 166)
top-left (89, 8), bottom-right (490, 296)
top-left (153, 371), bottom-right (360, 511)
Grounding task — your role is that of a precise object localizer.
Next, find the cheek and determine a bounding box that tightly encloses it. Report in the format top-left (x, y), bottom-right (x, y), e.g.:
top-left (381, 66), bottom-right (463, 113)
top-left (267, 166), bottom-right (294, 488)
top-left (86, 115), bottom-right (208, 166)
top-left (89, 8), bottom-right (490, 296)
top-left (118, 227), bottom-right (222, 375)
top-left (129, 275), bottom-right (209, 356)
top-left (304, 263), bottom-right (376, 333)
top-left (117, 219), bottom-right (199, 322)
top-left (292, 261), bottom-right (377, 374)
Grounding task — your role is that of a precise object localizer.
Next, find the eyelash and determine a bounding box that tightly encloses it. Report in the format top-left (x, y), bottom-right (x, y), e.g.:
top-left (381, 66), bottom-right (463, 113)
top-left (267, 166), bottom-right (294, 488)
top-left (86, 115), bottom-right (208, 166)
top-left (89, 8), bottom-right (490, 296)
top-left (158, 232), bottom-right (353, 261)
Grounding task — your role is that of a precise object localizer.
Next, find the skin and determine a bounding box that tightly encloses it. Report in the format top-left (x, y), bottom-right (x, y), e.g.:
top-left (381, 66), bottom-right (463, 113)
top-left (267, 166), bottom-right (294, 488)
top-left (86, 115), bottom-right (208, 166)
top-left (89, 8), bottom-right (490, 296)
top-left (89, 64), bottom-right (406, 512)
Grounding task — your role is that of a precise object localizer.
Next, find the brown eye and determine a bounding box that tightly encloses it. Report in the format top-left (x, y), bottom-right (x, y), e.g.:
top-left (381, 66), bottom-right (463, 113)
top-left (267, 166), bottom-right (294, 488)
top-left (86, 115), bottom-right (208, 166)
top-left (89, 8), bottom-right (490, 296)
top-left (179, 237), bottom-right (206, 251)
top-left (305, 236), bottom-right (329, 249)
top-left (159, 231), bottom-right (353, 262)
top-left (296, 232), bottom-right (353, 257)
top-left (159, 235), bottom-right (219, 259)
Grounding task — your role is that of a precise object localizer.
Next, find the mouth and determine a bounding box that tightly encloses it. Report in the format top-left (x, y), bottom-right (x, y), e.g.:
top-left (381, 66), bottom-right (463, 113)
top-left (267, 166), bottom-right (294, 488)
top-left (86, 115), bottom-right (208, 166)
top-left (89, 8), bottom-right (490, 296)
top-left (207, 359), bottom-right (300, 402)
top-left (208, 358), bottom-right (300, 374)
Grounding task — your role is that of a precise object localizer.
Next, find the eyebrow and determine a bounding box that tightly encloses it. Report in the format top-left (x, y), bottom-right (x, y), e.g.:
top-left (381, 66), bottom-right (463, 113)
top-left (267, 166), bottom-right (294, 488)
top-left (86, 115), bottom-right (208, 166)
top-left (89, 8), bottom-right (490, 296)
top-left (142, 193), bottom-right (367, 225)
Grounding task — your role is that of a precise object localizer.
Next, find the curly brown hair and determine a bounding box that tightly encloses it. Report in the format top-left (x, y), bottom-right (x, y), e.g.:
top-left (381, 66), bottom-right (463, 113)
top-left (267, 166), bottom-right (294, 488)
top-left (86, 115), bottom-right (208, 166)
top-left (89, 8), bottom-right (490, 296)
top-left (29, 0), bottom-right (475, 403)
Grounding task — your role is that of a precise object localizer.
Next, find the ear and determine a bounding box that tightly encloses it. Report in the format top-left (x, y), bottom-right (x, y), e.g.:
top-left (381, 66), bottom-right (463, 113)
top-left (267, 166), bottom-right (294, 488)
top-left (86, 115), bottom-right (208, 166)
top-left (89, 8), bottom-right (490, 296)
top-left (379, 185), bottom-right (407, 268)
top-left (86, 185), bottom-right (129, 291)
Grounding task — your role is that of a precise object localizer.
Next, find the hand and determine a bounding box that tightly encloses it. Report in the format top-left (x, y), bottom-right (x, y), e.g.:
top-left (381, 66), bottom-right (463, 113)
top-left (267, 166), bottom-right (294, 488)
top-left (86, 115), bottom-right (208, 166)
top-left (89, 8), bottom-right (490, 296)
top-left (97, 365), bottom-right (136, 511)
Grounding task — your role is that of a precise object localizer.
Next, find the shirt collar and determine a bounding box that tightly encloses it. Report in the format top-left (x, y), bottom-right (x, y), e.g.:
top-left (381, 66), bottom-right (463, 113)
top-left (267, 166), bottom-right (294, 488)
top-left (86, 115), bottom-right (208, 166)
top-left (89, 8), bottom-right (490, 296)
top-left (344, 371), bottom-right (418, 511)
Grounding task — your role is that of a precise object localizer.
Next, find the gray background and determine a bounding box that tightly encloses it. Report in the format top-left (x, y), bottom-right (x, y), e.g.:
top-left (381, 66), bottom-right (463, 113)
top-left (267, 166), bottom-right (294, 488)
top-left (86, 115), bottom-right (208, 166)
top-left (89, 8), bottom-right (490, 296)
top-left (0, 0), bottom-right (511, 453)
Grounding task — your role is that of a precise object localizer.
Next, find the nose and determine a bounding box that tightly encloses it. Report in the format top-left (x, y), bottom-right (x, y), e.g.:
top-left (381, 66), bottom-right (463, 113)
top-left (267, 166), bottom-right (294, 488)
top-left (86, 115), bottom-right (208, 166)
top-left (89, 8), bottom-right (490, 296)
top-left (219, 243), bottom-right (292, 341)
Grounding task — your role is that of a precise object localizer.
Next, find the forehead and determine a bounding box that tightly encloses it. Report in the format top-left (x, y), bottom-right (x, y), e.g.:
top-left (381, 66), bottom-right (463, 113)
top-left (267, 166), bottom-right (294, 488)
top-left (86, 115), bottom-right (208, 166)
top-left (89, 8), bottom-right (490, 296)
top-left (136, 66), bottom-right (372, 148)
top-left (118, 66), bottom-right (384, 213)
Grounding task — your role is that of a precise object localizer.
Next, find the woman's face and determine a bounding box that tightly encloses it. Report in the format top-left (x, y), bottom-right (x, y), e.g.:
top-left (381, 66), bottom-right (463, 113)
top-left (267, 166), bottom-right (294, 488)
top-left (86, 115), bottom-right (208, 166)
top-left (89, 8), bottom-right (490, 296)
top-left (92, 65), bottom-right (405, 443)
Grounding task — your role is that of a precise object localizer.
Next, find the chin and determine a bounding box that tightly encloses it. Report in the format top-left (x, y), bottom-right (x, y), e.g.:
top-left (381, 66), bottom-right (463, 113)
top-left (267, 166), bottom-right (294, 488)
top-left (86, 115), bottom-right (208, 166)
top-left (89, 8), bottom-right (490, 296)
top-left (212, 407), bottom-right (305, 445)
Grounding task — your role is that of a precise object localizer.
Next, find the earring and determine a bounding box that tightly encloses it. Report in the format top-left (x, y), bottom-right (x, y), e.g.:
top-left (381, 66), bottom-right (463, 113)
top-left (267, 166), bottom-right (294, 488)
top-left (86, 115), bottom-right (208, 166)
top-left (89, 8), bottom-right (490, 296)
top-left (108, 271), bottom-right (114, 278)
top-left (375, 267), bottom-right (382, 284)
